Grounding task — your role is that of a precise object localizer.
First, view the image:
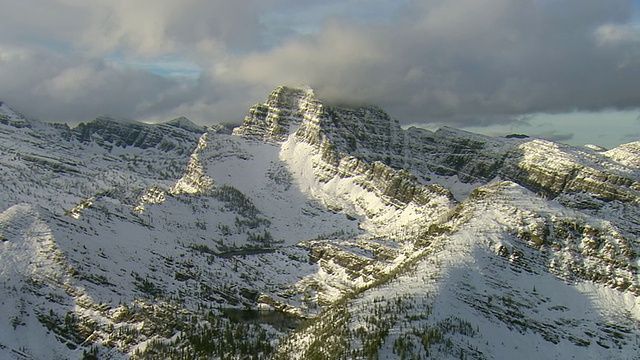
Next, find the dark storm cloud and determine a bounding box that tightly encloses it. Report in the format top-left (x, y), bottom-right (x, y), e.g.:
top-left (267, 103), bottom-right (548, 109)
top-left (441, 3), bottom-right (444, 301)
top-left (1, 0), bottom-right (639, 127)
top-left (227, 0), bottom-right (640, 127)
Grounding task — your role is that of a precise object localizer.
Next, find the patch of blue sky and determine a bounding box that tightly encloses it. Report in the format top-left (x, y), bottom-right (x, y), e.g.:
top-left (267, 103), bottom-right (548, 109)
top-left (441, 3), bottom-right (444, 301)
top-left (258, 0), bottom-right (410, 46)
top-left (106, 55), bottom-right (202, 81)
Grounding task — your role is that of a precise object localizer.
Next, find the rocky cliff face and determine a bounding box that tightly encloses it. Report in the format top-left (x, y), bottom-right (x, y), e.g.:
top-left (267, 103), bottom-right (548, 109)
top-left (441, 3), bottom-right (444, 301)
top-left (73, 116), bottom-right (205, 154)
top-left (404, 126), bottom-right (516, 183)
top-left (232, 85), bottom-right (324, 142)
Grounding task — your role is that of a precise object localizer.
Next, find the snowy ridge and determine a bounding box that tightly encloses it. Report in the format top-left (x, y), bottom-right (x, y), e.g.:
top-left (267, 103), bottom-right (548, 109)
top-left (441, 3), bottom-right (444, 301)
top-left (168, 133), bottom-right (215, 195)
top-left (0, 86), bottom-right (639, 359)
top-left (604, 141), bottom-right (640, 169)
top-left (502, 139), bottom-right (640, 202)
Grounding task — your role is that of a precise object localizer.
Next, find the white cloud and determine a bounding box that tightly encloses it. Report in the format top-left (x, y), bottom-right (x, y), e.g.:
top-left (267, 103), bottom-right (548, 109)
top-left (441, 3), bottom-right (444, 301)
top-left (35, 65), bottom-right (103, 103)
top-left (0, 46), bottom-right (193, 123)
top-left (595, 23), bottom-right (640, 46)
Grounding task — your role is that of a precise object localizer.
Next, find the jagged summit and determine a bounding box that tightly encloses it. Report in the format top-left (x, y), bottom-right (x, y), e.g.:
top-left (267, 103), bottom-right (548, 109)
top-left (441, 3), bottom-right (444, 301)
top-left (234, 86), bottom-right (407, 168)
top-left (232, 85), bottom-right (325, 142)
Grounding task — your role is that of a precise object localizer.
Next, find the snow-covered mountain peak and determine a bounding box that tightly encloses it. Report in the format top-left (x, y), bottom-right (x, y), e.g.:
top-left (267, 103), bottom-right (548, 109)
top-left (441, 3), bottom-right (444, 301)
top-left (0, 101), bottom-right (23, 118)
top-left (162, 116), bottom-right (206, 133)
top-left (233, 85), bottom-right (325, 142)
top-left (234, 85), bottom-right (406, 161)
top-left (0, 101), bottom-right (30, 128)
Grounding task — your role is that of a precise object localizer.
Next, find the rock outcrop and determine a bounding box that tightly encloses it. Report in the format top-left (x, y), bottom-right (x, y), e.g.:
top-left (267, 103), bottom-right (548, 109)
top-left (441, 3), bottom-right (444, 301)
top-left (233, 86), bottom-right (324, 142)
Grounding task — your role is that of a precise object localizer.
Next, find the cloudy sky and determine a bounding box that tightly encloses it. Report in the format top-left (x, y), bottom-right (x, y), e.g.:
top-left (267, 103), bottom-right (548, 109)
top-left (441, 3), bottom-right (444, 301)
top-left (1, 0), bottom-right (639, 148)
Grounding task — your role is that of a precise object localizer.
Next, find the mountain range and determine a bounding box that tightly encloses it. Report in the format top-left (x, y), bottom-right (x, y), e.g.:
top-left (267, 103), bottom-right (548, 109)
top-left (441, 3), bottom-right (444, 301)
top-left (0, 86), bottom-right (639, 359)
